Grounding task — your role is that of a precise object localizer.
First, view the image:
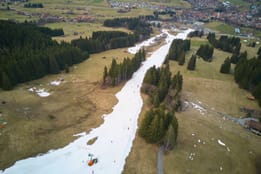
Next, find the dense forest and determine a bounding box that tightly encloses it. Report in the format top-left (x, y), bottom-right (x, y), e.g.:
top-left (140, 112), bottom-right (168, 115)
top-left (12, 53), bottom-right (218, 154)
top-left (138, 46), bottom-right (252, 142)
top-left (71, 31), bottom-right (135, 54)
top-left (207, 33), bottom-right (241, 54)
top-left (0, 20), bottom-right (87, 90)
top-left (165, 39), bottom-right (191, 65)
top-left (103, 49), bottom-right (145, 86)
top-left (142, 64), bottom-right (183, 109)
top-left (103, 17), bottom-right (153, 42)
top-left (139, 64), bottom-right (182, 150)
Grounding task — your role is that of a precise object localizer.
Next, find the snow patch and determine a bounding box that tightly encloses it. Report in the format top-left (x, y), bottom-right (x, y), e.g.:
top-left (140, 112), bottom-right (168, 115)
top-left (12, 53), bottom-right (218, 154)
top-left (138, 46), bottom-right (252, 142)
top-left (188, 152), bottom-right (195, 161)
top-left (218, 139), bottom-right (226, 146)
top-left (191, 102), bottom-right (207, 115)
top-left (73, 132), bottom-right (87, 137)
top-left (50, 80), bottom-right (61, 86)
top-left (28, 87), bottom-right (50, 97)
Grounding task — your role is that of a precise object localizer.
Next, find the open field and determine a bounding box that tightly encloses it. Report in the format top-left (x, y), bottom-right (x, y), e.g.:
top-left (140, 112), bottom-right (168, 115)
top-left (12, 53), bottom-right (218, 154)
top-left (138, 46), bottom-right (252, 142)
top-left (46, 22), bottom-right (132, 42)
top-left (204, 21), bottom-right (261, 38)
top-left (0, 48), bottom-right (132, 170)
top-left (123, 36), bottom-right (261, 174)
top-left (148, 0), bottom-right (191, 8)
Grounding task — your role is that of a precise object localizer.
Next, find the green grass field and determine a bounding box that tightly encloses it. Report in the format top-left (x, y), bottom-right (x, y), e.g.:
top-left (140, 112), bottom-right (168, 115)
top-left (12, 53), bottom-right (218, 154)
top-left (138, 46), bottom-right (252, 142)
top-left (45, 22), bottom-right (132, 42)
top-left (204, 21), bottom-right (261, 38)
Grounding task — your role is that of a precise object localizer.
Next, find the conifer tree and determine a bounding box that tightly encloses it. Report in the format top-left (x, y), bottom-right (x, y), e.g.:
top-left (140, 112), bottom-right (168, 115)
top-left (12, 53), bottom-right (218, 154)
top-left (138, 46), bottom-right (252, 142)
top-left (48, 56), bottom-right (60, 74)
top-left (65, 64), bottom-right (69, 73)
top-left (2, 72), bottom-right (12, 90)
top-left (178, 51), bottom-right (185, 65)
top-left (187, 54), bottom-right (197, 70)
top-left (103, 66), bottom-right (108, 84)
top-left (139, 110), bottom-right (153, 138)
top-left (220, 57), bottom-right (231, 74)
top-left (163, 124), bottom-right (176, 151)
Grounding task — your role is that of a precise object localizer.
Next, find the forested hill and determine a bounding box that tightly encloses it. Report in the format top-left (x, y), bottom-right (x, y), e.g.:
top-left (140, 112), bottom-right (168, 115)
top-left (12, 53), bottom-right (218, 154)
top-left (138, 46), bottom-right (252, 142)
top-left (0, 20), bottom-right (88, 90)
top-left (103, 16), bottom-right (153, 41)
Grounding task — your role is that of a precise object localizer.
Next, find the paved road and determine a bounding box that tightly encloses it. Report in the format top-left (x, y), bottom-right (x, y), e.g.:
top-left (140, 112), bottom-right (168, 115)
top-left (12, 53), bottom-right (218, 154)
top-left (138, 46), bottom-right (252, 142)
top-left (158, 146), bottom-right (164, 174)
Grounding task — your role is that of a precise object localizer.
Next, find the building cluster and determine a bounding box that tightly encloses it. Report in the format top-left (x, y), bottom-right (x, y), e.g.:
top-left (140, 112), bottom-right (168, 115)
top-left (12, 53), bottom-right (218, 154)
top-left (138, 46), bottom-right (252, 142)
top-left (108, 0), bottom-right (260, 30)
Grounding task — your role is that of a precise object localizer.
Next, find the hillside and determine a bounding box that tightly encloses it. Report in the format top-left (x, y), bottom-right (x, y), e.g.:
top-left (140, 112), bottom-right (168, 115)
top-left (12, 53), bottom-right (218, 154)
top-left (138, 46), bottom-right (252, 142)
top-left (0, 0), bottom-right (260, 173)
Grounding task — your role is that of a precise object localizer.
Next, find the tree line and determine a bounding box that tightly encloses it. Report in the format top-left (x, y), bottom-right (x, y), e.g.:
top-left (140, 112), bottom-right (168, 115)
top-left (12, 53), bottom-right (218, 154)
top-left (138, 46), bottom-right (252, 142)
top-left (0, 20), bottom-right (88, 90)
top-left (103, 49), bottom-right (145, 86)
top-left (139, 64), bottom-right (182, 151)
top-left (24, 3), bottom-right (43, 8)
top-left (188, 30), bottom-right (204, 38)
top-left (207, 33), bottom-right (241, 54)
top-left (234, 48), bottom-right (261, 106)
top-left (103, 16), bottom-right (152, 42)
top-left (71, 31), bottom-right (135, 54)
top-left (165, 39), bottom-right (191, 65)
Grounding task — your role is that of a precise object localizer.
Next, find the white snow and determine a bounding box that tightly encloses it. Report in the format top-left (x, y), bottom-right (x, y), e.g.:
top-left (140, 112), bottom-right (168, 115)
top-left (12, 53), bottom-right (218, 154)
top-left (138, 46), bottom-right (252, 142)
top-left (191, 102), bottom-right (206, 115)
top-left (50, 80), bottom-right (61, 86)
top-left (73, 132), bottom-right (87, 137)
top-left (28, 87), bottom-right (50, 97)
top-left (218, 139), bottom-right (226, 146)
top-left (128, 31), bottom-right (168, 54)
top-left (188, 152), bottom-right (195, 161)
top-left (1, 28), bottom-right (193, 174)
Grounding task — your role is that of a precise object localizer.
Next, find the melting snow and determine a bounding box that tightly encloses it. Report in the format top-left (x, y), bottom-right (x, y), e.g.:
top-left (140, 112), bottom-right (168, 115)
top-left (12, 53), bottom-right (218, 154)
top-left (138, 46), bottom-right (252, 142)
top-left (218, 139), bottom-right (226, 146)
top-left (191, 102), bottom-right (207, 115)
top-left (29, 87), bottom-right (50, 97)
top-left (50, 80), bottom-right (61, 86)
top-left (188, 153), bottom-right (196, 161)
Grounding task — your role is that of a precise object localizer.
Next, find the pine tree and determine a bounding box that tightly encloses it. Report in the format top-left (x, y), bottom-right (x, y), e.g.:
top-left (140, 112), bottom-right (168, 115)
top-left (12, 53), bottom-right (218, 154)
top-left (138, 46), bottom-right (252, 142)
top-left (253, 83), bottom-right (261, 107)
top-left (139, 110), bottom-right (153, 138)
top-left (2, 72), bottom-right (12, 90)
top-left (178, 51), bottom-right (185, 65)
top-left (147, 115), bottom-right (164, 144)
top-left (48, 56), bottom-right (60, 74)
top-left (65, 64), bottom-right (69, 73)
top-left (103, 66), bottom-right (108, 84)
top-left (163, 124), bottom-right (176, 151)
top-left (220, 57), bottom-right (231, 74)
top-left (187, 54), bottom-right (196, 70)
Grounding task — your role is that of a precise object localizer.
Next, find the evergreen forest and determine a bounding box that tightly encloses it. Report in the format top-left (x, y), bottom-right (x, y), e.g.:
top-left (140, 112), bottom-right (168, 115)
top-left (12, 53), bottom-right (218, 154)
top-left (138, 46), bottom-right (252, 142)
top-left (0, 20), bottom-right (87, 90)
top-left (103, 49), bottom-right (145, 86)
top-left (139, 64), bottom-right (182, 151)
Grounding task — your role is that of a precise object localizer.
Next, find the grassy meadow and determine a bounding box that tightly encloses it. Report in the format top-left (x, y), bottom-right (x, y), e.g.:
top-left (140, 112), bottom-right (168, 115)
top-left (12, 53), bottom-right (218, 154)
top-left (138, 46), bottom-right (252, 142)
top-left (204, 21), bottom-right (261, 38)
